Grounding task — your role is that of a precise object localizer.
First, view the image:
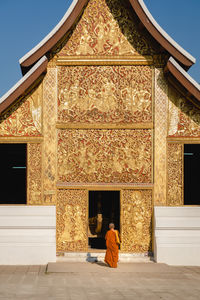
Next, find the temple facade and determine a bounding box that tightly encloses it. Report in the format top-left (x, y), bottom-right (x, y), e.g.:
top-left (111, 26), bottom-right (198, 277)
top-left (0, 0), bottom-right (200, 257)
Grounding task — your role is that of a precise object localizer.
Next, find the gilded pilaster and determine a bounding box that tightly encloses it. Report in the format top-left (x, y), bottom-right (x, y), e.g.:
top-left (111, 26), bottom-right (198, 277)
top-left (154, 68), bottom-right (168, 205)
top-left (27, 143), bottom-right (43, 205)
top-left (43, 68), bottom-right (57, 204)
top-left (167, 143), bottom-right (183, 206)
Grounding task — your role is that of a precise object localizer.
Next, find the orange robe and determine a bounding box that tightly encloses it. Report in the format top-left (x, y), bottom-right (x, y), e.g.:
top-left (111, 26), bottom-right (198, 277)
top-left (105, 230), bottom-right (119, 268)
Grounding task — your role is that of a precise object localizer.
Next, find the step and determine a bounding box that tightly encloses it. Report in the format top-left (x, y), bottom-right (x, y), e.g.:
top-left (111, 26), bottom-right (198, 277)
top-left (56, 252), bottom-right (153, 263)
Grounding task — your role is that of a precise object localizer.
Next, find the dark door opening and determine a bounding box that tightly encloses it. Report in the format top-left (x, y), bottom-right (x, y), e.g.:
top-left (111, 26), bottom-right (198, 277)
top-left (89, 191), bottom-right (120, 250)
top-left (184, 144), bottom-right (200, 205)
top-left (0, 144), bottom-right (27, 204)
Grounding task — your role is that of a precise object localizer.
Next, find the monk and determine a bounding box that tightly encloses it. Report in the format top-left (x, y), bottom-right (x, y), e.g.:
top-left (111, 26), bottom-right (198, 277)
top-left (105, 223), bottom-right (120, 268)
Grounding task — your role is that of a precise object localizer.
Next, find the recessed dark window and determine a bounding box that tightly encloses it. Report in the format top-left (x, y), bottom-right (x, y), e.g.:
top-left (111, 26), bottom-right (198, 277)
top-left (0, 144), bottom-right (27, 204)
top-left (184, 144), bottom-right (200, 205)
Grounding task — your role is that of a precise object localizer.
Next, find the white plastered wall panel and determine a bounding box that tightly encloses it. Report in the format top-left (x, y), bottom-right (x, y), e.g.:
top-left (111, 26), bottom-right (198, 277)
top-left (0, 206), bottom-right (56, 265)
top-left (154, 207), bottom-right (200, 266)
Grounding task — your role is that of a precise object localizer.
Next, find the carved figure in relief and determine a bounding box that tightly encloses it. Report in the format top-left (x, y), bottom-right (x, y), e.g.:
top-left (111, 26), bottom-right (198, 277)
top-left (66, 80), bottom-right (80, 109)
top-left (168, 101), bottom-right (179, 135)
top-left (121, 84), bottom-right (150, 114)
top-left (59, 205), bottom-right (73, 243)
top-left (113, 151), bottom-right (123, 173)
top-left (30, 91), bottom-right (42, 131)
top-left (74, 205), bottom-right (86, 241)
top-left (76, 27), bottom-right (94, 55)
top-left (101, 78), bottom-right (116, 112)
top-left (169, 88), bottom-right (200, 137)
top-left (136, 84), bottom-right (151, 112)
top-left (94, 15), bottom-right (107, 53)
top-left (88, 88), bottom-right (98, 110)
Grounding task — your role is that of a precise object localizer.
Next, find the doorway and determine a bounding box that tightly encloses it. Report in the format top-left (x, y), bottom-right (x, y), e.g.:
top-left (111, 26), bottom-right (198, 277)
top-left (184, 144), bottom-right (200, 205)
top-left (88, 191), bottom-right (120, 250)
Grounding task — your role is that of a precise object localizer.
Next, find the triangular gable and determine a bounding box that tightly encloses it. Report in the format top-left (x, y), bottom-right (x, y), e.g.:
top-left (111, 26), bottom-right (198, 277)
top-left (57, 0), bottom-right (155, 57)
top-left (0, 83), bottom-right (42, 136)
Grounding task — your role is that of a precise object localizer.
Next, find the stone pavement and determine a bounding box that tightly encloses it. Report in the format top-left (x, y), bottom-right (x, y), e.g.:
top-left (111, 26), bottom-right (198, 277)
top-left (0, 262), bottom-right (200, 299)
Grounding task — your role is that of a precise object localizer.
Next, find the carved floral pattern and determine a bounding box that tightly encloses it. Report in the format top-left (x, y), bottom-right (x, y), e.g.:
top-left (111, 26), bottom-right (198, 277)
top-left (27, 143), bottom-right (43, 205)
top-left (121, 190), bottom-right (152, 253)
top-left (58, 129), bottom-right (152, 183)
top-left (58, 65), bottom-right (152, 124)
top-left (58, 0), bottom-right (155, 57)
top-left (57, 189), bottom-right (88, 252)
top-left (168, 87), bottom-right (200, 137)
top-left (167, 143), bottom-right (183, 206)
top-left (154, 69), bottom-right (168, 205)
top-left (0, 84), bottom-right (42, 136)
top-left (43, 68), bottom-right (57, 204)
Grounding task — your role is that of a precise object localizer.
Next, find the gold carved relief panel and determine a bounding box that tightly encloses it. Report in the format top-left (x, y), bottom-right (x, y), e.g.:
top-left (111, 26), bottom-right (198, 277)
top-left (57, 189), bottom-right (88, 252)
top-left (27, 143), bottom-right (43, 205)
top-left (43, 68), bottom-right (57, 204)
top-left (58, 129), bottom-right (152, 184)
top-left (0, 84), bottom-right (42, 137)
top-left (167, 143), bottom-right (183, 206)
top-left (57, 0), bottom-right (156, 57)
top-left (121, 190), bottom-right (152, 253)
top-left (154, 69), bottom-right (168, 205)
top-left (168, 87), bottom-right (200, 137)
top-left (58, 65), bottom-right (152, 124)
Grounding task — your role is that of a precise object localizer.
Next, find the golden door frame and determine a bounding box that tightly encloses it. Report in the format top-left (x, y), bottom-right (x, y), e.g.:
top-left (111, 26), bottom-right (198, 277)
top-left (56, 184), bottom-right (153, 253)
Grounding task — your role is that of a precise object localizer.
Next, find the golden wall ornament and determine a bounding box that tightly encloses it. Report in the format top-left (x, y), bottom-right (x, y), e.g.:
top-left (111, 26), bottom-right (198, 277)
top-left (167, 143), bottom-right (183, 206)
top-left (58, 65), bottom-right (152, 124)
top-left (43, 68), bottom-right (57, 204)
top-left (154, 68), bottom-right (168, 205)
top-left (56, 55), bottom-right (153, 66)
top-left (168, 87), bottom-right (200, 137)
top-left (58, 129), bottom-right (152, 184)
top-left (57, 189), bottom-right (88, 252)
top-left (0, 84), bottom-right (42, 137)
top-left (27, 143), bottom-right (43, 205)
top-left (121, 189), bottom-right (152, 253)
top-left (57, 0), bottom-right (156, 57)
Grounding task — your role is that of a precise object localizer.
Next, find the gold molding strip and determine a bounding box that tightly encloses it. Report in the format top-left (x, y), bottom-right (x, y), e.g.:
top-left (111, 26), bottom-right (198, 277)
top-left (0, 136), bottom-right (43, 143)
top-left (56, 123), bottom-right (154, 130)
top-left (167, 137), bottom-right (200, 143)
top-left (56, 55), bottom-right (153, 66)
top-left (56, 182), bottom-right (154, 190)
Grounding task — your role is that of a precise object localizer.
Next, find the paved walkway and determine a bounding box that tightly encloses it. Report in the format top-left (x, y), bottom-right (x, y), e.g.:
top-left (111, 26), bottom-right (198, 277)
top-left (0, 262), bottom-right (200, 299)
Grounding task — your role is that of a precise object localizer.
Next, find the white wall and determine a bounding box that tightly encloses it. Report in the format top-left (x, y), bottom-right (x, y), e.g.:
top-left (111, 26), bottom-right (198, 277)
top-left (154, 206), bottom-right (200, 266)
top-left (0, 206), bottom-right (56, 265)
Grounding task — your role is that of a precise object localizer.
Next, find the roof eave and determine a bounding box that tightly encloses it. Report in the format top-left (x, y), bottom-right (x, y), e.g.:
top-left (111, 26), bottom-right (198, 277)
top-left (19, 0), bottom-right (85, 68)
top-left (19, 0), bottom-right (196, 70)
top-left (130, 0), bottom-right (195, 69)
top-left (0, 56), bottom-right (48, 114)
top-left (164, 57), bottom-right (200, 104)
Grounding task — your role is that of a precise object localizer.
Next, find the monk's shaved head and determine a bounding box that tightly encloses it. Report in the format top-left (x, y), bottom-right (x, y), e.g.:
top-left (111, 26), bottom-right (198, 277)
top-left (109, 223), bottom-right (115, 229)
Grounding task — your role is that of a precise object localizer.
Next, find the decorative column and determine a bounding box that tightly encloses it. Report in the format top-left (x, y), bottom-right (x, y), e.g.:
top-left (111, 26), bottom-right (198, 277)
top-left (43, 67), bottom-right (57, 204)
top-left (154, 68), bottom-right (168, 205)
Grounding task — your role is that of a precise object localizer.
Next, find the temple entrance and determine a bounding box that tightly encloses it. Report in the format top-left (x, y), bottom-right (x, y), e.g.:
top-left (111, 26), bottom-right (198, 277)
top-left (184, 144), bottom-right (200, 205)
top-left (88, 191), bottom-right (120, 250)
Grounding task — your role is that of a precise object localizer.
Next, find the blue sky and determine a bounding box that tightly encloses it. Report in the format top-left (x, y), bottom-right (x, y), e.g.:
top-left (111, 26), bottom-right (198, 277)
top-left (0, 0), bottom-right (199, 98)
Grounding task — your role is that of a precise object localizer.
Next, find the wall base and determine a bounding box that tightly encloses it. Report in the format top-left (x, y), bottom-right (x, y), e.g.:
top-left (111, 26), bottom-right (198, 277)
top-left (57, 252), bottom-right (152, 263)
top-left (0, 206), bottom-right (56, 265)
top-left (154, 206), bottom-right (200, 266)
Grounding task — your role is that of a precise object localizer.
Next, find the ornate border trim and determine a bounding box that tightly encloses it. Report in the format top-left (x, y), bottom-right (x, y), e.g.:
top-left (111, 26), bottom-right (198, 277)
top-left (0, 137), bottom-right (43, 143)
top-left (167, 137), bottom-right (200, 143)
top-left (56, 183), bottom-right (154, 190)
top-left (56, 55), bottom-right (153, 66)
top-left (56, 123), bottom-right (154, 130)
